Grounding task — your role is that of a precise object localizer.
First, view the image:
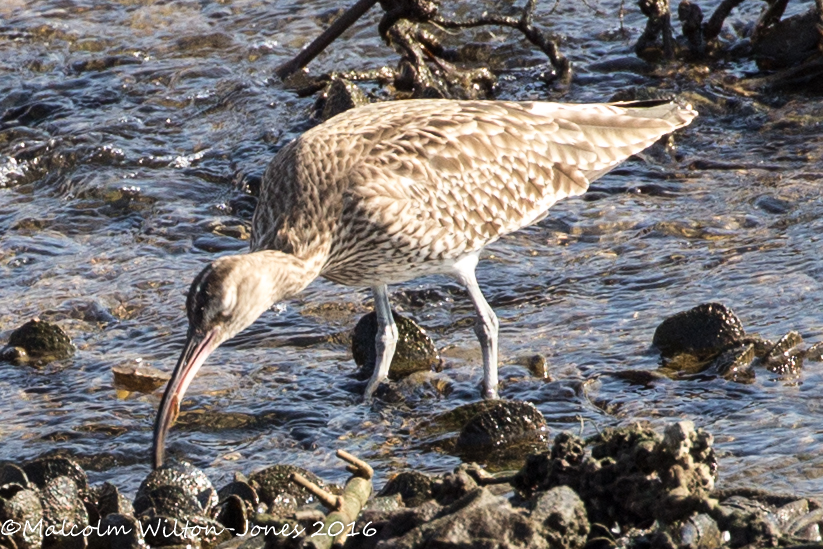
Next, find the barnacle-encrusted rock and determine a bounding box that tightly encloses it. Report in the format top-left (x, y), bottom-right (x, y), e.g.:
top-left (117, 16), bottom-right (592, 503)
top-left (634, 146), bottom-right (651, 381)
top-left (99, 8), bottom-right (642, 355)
top-left (455, 400), bottom-right (548, 459)
top-left (653, 303), bottom-right (745, 360)
top-left (248, 464), bottom-right (327, 516)
top-left (1, 319), bottom-right (75, 365)
top-left (352, 311), bottom-right (440, 381)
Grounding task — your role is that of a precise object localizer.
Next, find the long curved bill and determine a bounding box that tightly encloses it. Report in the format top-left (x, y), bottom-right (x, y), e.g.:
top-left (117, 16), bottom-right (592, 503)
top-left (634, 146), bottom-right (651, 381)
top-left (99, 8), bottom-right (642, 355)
top-left (152, 329), bottom-right (219, 469)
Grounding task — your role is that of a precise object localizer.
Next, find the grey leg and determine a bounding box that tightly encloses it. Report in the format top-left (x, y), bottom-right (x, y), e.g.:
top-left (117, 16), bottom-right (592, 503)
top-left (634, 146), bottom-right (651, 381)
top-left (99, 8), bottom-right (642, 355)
top-left (363, 284), bottom-right (398, 399)
top-left (457, 268), bottom-right (500, 399)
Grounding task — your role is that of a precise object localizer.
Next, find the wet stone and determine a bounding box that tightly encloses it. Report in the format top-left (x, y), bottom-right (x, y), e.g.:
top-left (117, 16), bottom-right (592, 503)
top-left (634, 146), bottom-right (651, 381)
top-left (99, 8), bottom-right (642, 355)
top-left (23, 457), bottom-right (88, 495)
top-left (317, 78), bottom-right (370, 121)
top-left (522, 354), bottom-right (550, 379)
top-left (215, 494), bottom-right (247, 536)
top-left (40, 476), bottom-right (89, 548)
top-left (753, 8), bottom-right (820, 69)
top-left (806, 342), bottom-right (823, 362)
top-left (653, 303), bottom-right (745, 360)
top-left (763, 331), bottom-right (804, 377)
top-left (248, 465), bottom-right (327, 515)
top-left (2, 319), bottom-right (75, 365)
top-left (0, 463), bottom-right (29, 488)
top-left (455, 400), bottom-right (549, 458)
top-left (88, 513), bottom-right (145, 549)
top-left (0, 487), bottom-right (43, 549)
top-left (754, 195), bottom-right (793, 214)
top-left (530, 486), bottom-right (590, 549)
top-left (352, 310), bottom-right (440, 382)
top-left (135, 484), bottom-right (204, 521)
top-left (379, 471), bottom-right (434, 507)
top-left (678, 513), bottom-right (724, 549)
top-left (112, 364), bottom-right (170, 393)
top-left (135, 462), bottom-right (218, 516)
top-left (95, 481), bottom-right (134, 517)
top-left (217, 480), bottom-right (259, 509)
top-left (705, 344), bottom-right (755, 383)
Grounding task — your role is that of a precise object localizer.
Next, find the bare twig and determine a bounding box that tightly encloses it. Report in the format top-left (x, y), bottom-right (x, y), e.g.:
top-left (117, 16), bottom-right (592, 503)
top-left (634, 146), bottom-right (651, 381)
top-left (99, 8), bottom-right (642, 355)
top-left (751, 0), bottom-right (789, 42)
top-left (275, 0), bottom-right (379, 79)
top-left (430, 0), bottom-right (571, 81)
top-left (290, 472), bottom-right (343, 510)
top-left (337, 448), bottom-right (374, 479)
top-left (702, 0), bottom-right (745, 41)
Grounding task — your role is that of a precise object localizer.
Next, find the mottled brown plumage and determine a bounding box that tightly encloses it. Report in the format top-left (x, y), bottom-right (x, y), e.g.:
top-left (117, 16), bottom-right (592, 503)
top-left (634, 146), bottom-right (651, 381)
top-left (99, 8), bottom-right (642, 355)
top-left (251, 100), bottom-right (694, 285)
top-left (153, 98), bottom-right (696, 469)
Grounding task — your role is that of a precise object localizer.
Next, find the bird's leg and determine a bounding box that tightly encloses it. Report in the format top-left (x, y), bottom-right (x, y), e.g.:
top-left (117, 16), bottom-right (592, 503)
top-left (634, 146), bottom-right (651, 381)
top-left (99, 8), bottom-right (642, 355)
top-left (458, 269), bottom-right (500, 399)
top-left (363, 284), bottom-right (398, 399)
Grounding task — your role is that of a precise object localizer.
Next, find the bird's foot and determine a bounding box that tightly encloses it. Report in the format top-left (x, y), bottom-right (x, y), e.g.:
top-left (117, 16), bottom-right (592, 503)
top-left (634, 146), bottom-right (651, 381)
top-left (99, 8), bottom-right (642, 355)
top-left (482, 385), bottom-right (499, 400)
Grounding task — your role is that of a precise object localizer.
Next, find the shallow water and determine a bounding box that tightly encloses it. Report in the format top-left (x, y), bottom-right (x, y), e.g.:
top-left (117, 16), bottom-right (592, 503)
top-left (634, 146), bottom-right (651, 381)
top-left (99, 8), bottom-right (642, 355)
top-left (1, 0), bottom-right (822, 496)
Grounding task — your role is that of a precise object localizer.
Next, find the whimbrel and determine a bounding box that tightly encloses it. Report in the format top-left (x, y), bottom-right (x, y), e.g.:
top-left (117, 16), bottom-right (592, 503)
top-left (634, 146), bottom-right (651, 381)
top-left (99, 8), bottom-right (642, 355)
top-left (152, 99), bottom-right (696, 468)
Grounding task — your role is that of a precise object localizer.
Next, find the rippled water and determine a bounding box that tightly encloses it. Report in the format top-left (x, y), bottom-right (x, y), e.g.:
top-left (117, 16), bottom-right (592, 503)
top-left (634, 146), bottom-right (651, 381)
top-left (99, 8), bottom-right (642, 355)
top-left (1, 0), bottom-right (822, 495)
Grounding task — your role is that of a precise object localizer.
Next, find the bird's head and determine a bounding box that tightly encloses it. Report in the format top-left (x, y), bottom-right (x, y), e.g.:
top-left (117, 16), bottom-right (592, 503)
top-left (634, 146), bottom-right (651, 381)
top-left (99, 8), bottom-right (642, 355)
top-left (152, 251), bottom-right (311, 468)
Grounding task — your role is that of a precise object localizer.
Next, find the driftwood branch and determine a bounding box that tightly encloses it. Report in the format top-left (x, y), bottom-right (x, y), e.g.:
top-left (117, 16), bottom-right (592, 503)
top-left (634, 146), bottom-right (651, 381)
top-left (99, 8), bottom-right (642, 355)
top-left (275, 0), bottom-right (379, 79)
top-left (291, 450), bottom-right (374, 549)
top-left (430, 0), bottom-right (571, 82)
top-left (702, 0), bottom-right (745, 41)
top-left (275, 0), bottom-right (570, 93)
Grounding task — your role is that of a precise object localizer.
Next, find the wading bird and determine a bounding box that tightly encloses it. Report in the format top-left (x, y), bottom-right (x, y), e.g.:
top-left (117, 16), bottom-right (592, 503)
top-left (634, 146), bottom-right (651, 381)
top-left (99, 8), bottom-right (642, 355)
top-left (152, 98), bottom-right (696, 468)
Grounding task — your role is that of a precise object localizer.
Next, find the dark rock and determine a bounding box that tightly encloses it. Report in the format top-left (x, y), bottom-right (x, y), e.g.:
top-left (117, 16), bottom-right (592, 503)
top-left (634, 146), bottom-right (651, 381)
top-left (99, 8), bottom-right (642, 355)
top-left (710, 495), bottom-right (781, 548)
top-left (217, 480), bottom-right (259, 509)
top-left (431, 466), bottom-right (478, 506)
top-left (40, 476), bottom-right (89, 549)
top-left (705, 344), bottom-right (755, 383)
top-left (589, 57), bottom-right (655, 74)
top-left (678, 513), bottom-right (723, 549)
top-left (764, 331), bottom-right (803, 376)
top-left (0, 487), bottom-right (43, 549)
top-left (23, 457), bottom-right (88, 496)
top-left (753, 8), bottom-right (820, 70)
top-left (522, 354), bottom-right (549, 379)
top-left (2, 319), bottom-right (75, 365)
top-left (530, 486), bottom-right (589, 549)
top-left (376, 488), bottom-right (549, 549)
top-left (0, 464), bottom-right (29, 488)
top-left (516, 422), bottom-right (716, 527)
top-left (455, 400), bottom-right (548, 458)
top-left (135, 462), bottom-right (217, 517)
top-left (513, 432), bottom-right (586, 496)
top-left (96, 482), bottom-right (134, 517)
top-left (90, 514), bottom-right (145, 549)
top-left (111, 365), bottom-right (170, 393)
top-left (754, 195), bottom-right (793, 214)
top-left (807, 342), bottom-right (823, 362)
top-left (134, 484), bottom-right (202, 520)
top-left (248, 465), bottom-right (326, 515)
top-left (318, 78), bottom-right (369, 121)
top-left (379, 472), bottom-right (434, 508)
top-left (174, 32), bottom-right (234, 52)
top-left (215, 495), bottom-right (247, 537)
top-left (352, 311), bottom-right (440, 382)
top-left (652, 303), bottom-right (745, 360)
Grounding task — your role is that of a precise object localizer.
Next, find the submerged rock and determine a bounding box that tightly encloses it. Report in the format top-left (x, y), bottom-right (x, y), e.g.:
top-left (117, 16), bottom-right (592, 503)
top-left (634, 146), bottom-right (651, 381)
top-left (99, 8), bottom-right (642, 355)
top-left (1, 319), bottom-right (75, 365)
top-left (379, 471), bottom-right (435, 508)
top-left (352, 310), bottom-right (440, 382)
top-left (653, 303), bottom-right (745, 360)
top-left (112, 364), bottom-right (170, 393)
top-left (248, 464), bottom-right (328, 515)
top-left (763, 331), bottom-right (804, 376)
top-left (317, 78), bottom-right (370, 121)
top-left (455, 400), bottom-right (549, 460)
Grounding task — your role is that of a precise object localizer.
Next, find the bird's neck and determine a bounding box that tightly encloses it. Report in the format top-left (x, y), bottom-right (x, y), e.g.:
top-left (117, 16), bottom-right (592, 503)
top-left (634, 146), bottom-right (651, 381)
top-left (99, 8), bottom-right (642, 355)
top-left (251, 250), bottom-right (322, 303)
